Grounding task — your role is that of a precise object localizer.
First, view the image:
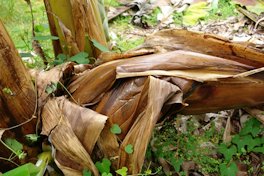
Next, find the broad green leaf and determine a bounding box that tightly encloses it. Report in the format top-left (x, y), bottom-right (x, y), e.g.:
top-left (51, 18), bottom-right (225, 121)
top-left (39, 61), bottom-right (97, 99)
top-left (91, 39), bottom-right (109, 52)
top-left (33, 35), bottom-right (59, 41)
top-left (4, 138), bottom-right (26, 159)
top-left (125, 144), bottom-right (133, 154)
top-left (70, 52), bottom-right (90, 64)
top-left (82, 169), bottom-right (92, 176)
top-left (95, 158), bottom-right (111, 174)
top-left (116, 167), bottom-right (128, 176)
top-left (25, 134), bottom-right (40, 143)
top-left (219, 162), bottom-right (238, 176)
top-left (170, 158), bottom-right (183, 172)
top-left (110, 124), bottom-right (122, 134)
top-left (53, 54), bottom-right (68, 65)
top-left (231, 135), bottom-right (247, 153)
top-left (218, 143), bottom-right (237, 162)
top-left (34, 24), bottom-right (45, 33)
top-left (240, 118), bottom-right (263, 137)
top-left (232, 134), bottom-right (262, 153)
top-left (183, 1), bottom-right (210, 26)
top-left (102, 173), bottom-right (113, 176)
top-left (3, 163), bottom-right (40, 176)
top-left (252, 145), bottom-right (264, 154)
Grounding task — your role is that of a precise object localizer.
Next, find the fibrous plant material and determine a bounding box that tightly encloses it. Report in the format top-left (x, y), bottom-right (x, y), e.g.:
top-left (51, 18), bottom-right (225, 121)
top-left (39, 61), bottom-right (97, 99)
top-left (41, 97), bottom-right (108, 176)
top-left (0, 20), bottom-right (37, 170)
top-left (44, 0), bottom-right (109, 58)
top-left (65, 29), bottom-right (264, 174)
top-left (2, 12), bottom-right (264, 174)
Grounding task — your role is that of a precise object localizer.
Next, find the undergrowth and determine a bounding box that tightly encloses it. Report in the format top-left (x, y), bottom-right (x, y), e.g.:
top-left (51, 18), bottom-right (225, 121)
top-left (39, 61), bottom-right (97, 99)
top-left (147, 116), bottom-right (264, 175)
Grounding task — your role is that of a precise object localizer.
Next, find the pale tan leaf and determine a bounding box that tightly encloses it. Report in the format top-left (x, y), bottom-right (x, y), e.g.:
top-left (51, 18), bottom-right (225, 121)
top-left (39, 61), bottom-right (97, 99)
top-left (41, 98), bottom-right (100, 176)
top-left (223, 116), bottom-right (232, 143)
top-left (58, 97), bottom-right (108, 154)
top-left (118, 76), bottom-right (182, 174)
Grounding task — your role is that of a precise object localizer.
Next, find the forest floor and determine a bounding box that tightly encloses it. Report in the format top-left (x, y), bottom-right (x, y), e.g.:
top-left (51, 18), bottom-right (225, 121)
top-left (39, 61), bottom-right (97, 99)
top-left (0, 0), bottom-right (264, 175)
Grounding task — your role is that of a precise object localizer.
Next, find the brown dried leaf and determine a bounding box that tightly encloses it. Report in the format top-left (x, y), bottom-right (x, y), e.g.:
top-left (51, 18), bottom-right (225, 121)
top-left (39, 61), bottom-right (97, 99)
top-left (41, 98), bottom-right (106, 176)
top-left (118, 76), bottom-right (182, 174)
top-left (223, 116), bottom-right (232, 143)
top-left (33, 62), bottom-right (74, 108)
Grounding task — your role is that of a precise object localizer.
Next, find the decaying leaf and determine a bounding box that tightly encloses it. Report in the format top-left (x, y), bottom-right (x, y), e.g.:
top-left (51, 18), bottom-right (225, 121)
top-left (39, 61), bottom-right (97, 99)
top-left (41, 97), bottom-right (108, 175)
top-left (65, 28), bottom-right (264, 174)
top-left (30, 62), bottom-right (74, 108)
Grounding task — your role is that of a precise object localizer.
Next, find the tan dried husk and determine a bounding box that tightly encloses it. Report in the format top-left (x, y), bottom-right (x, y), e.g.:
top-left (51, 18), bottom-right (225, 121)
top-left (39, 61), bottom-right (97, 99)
top-left (41, 29), bottom-right (264, 174)
top-left (41, 97), bottom-right (107, 175)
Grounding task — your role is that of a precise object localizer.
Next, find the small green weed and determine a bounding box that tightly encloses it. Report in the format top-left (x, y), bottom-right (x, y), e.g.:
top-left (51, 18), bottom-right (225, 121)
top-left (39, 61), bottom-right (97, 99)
top-left (143, 8), bottom-right (161, 26)
top-left (150, 116), bottom-right (263, 175)
top-left (113, 37), bottom-right (144, 52)
top-left (104, 0), bottom-right (120, 7)
top-left (205, 0), bottom-right (238, 21)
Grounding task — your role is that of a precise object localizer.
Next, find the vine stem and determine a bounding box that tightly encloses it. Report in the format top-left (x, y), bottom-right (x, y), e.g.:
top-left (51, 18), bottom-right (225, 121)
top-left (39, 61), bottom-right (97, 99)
top-left (0, 156), bottom-right (19, 167)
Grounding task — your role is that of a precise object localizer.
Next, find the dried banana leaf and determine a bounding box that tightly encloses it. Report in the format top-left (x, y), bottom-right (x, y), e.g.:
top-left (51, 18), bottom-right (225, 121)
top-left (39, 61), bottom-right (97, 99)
top-left (66, 29), bottom-right (264, 174)
top-left (41, 97), bottom-right (107, 176)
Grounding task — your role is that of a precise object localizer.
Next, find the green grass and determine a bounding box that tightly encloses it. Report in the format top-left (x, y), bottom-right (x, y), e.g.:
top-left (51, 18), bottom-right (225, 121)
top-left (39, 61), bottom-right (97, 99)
top-left (114, 37), bottom-right (144, 52)
top-left (109, 15), bottom-right (145, 52)
top-left (0, 0), bottom-right (53, 68)
top-left (104, 0), bottom-right (120, 7)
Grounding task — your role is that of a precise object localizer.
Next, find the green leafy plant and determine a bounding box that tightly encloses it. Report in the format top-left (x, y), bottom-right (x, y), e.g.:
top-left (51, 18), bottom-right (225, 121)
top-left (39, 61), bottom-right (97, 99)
top-left (219, 162), bottom-right (238, 176)
top-left (125, 144), bottom-right (134, 154)
top-left (45, 82), bottom-right (58, 95)
top-left (218, 117), bottom-right (264, 175)
top-left (82, 168), bottom-right (92, 176)
top-left (70, 52), bottom-right (90, 64)
top-left (116, 167), bottom-right (128, 176)
top-left (110, 124), bottom-right (122, 134)
top-left (3, 163), bottom-right (40, 176)
top-left (25, 134), bottom-right (40, 143)
top-left (218, 143), bottom-right (237, 162)
top-left (2, 87), bottom-right (14, 96)
top-left (92, 39), bottom-right (110, 52)
top-left (4, 138), bottom-right (27, 160)
top-left (95, 158), bottom-right (112, 175)
top-left (53, 52), bottom-right (90, 65)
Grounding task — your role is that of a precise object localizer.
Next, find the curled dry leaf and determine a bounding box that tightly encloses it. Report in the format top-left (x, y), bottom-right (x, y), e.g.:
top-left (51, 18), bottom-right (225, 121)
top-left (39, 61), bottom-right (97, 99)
top-left (41, 97), bottom-right (108, 176)
top-left (32, 62), bottom-right (74, 108)
top-left (52, 29), bottom-right (264, 174)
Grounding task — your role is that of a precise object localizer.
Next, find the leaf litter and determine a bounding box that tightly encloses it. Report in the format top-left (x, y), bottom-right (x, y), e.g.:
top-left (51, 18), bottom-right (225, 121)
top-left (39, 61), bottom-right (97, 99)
top-left (105, 0), bottom-right (264, 175)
